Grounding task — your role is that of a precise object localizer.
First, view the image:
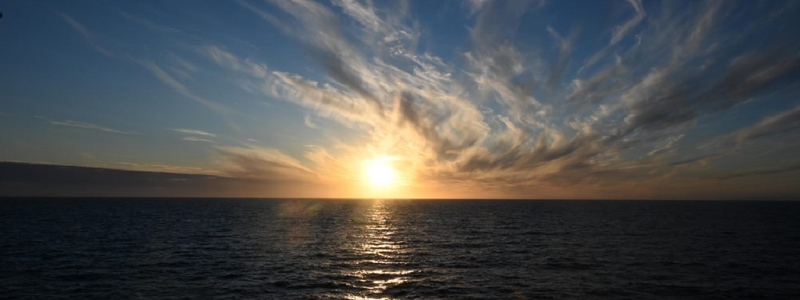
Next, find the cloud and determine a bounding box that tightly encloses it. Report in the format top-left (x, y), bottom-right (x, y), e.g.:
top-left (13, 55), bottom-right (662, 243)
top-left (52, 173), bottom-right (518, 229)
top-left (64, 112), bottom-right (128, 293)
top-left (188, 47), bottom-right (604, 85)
top-left (546, 26), bottom-right (579, 92)
top-left (236, 0), bottom-right (289, 33)
top-left (169, 53), bottom-right (199, 73)
top-left (618, 48), bottom-right (800, 137)
top-left (216, 147), bottom-right (319, 183)
top-left (182, 137), bottom-right (214, 143)
top-left (106, 162), bottom-right (216, 175)
top-left (56, 13), bottom-right (244, 146)
top-left (266, 71), bottom-right (379, 127)
top-left (464, 0), bottom-right (493, 15)
top-left (199, 45), bottom-right (268, 78)
top-left (137, 59), bottom-right (229, 113)
top-left (647, 134), bottom-right (684, 156)
top-left (119, 10), bottom-right (181, 33)
top-left (735, 105), bottom-right (800, 142)
top-left (332, 0), bottom-right (382, 30)
top-left (50, 120), bottom-right (134, 134)
top-left (716, 163), bottom-right (800, 180)
top-left (0, 162), bottom-right (325, 198)
top-left (15, 0), bottom-right (797, 199)
top-left (706, 104), bottom-right (800, 147)
top-left (56, 11), bottom-right (232, 118)
top-left (56, 12), bottom-right (114, 57)
top-left (226, 0), bottom-right (800, 198)
top-left (469, 0), bottom-right (538, 47)
top-left (609, 0), bottom-right (646, 46)
top-left (171, 128), bottom-right (217, 137)
top-left (303, 115), bottom-right (318, 129)
top-left (664, 154), bottom-right (717, 167)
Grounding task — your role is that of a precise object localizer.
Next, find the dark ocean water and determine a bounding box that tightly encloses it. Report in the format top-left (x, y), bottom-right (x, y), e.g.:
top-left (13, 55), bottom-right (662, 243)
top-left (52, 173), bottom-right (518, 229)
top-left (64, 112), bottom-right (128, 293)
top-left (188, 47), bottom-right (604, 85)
top-left (1, 198), bottom-right (799, 299)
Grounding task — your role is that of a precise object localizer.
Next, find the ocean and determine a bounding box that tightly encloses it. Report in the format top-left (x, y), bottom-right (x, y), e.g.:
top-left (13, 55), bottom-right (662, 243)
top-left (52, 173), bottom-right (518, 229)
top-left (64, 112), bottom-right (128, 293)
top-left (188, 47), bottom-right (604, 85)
top-left (1, 198), bottom-right (799, 299)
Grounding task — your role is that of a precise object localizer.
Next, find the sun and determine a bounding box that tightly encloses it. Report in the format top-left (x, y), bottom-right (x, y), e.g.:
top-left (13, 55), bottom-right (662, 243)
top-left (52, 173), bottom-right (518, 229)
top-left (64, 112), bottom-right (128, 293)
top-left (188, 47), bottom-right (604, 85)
top-left (366, 158), bottom-right (396, 188)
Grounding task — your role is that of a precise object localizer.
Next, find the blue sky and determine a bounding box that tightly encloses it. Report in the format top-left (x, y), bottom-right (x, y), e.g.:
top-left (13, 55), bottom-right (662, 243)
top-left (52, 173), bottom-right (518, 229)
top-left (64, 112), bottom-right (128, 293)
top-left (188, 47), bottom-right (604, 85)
top-left (1, 0), bottom-right (800, 199)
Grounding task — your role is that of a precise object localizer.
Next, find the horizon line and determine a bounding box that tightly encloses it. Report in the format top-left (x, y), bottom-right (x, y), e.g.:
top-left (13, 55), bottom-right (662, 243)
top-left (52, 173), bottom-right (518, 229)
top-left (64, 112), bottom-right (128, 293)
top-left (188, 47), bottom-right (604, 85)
top-left (3, 196), bottom-right (799, 201)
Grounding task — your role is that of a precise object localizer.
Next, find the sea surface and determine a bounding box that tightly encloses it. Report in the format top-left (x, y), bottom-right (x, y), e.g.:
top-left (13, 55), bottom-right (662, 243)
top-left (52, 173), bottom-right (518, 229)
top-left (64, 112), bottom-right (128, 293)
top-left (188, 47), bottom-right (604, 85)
top-left (1, 198), bottom-right (800, 299)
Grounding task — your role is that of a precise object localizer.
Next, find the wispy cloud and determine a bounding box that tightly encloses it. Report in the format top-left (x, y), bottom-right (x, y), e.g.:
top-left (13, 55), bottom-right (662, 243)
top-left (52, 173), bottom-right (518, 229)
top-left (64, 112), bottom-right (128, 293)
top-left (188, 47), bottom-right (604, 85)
top-left (216, 147), bottom-right (319, 183)
top-left (56, 11), bottom-right (234, 119)
top-left (182, 137), bottom-right (214, 143)
top-left (171, 128), bottom-right (217, 137)
top-left (108, 162), bottom-right (216, 175)
top-left (137, 59), bottom-right (229, 113)
top-left (609, 0), bottom-right (646, 46)
top-left (225, 0), bottom-right (800, 197)
top-left (2, 0), bottom-right (798, 198)
top-left (39, 0), bottom-right (793, 198)
top-left (716, 163), bottom-right (800, 180)
top-left (56, 12), bottom-right (114, 57)
top-left (199, 45), bottom-right (268, 78)
top-left (303, 115), bottom-right (319, 129)
top-left (735, 105), bottom-right (800, 143)
top-left (50, 120), bottom-right (134, 135)
top-left (703, 104), bottom-right (800, 148)
top-left (57, 10), bottom-right (233, 119)
top-left (119, 10), bottom-right (181, 33)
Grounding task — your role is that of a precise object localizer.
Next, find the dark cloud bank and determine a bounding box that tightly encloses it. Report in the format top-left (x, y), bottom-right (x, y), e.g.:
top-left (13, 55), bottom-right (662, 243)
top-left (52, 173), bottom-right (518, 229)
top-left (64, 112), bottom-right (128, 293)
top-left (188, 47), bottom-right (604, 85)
top-left (0, 162), bottom-right (317, 198)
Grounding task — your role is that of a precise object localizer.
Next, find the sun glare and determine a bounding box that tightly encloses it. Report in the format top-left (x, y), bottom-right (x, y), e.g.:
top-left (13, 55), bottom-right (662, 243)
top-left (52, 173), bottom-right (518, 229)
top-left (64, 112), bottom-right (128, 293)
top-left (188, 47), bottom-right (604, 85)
top-left (366, 158), bottom-right (396, 188)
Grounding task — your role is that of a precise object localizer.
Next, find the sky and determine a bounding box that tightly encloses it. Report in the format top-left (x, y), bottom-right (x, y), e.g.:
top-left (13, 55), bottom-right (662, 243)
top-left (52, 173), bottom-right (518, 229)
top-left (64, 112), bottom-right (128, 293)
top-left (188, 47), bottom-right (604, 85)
top-left (1, 0), bottom-right (800, 199)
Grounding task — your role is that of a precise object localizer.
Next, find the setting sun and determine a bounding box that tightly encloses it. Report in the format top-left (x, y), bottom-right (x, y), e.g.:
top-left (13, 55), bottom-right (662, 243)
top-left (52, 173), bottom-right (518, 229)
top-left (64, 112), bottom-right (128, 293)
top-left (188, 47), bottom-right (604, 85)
top-left (3, 1), bottom-right (800, 299)
top-left (366, 158), bottom-right (396, 188)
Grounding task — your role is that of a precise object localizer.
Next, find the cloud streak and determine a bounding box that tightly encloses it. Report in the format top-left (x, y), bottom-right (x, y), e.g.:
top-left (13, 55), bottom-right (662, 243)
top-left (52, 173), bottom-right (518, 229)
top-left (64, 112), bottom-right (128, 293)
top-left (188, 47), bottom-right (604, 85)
top-left (50, 120), bottom-right (134, 135)
top-left (171, 128), bottom-right (217, 137)
top-left (609, 0), bottom-right (646, 46)
top-left (56, 12), bottom-right (114, 57)
top-left (216, 147), bottom-right (320, 183)
top-left (119, 10), bottom-right (182, 33)
top-left (182, 137), bottom-right (214, 143)
top-left (138, 59), bottom-right (229, 113)
top-left (735, 105), bottom-right (800, 143)
top-left (716, 163), bottom-right (800, 180)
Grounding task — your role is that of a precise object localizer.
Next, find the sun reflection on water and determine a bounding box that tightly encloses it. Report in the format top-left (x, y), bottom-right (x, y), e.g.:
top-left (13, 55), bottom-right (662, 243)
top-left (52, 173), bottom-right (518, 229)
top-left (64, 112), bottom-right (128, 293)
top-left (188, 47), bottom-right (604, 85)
top-left (340, 200), bottom-right (415, 300)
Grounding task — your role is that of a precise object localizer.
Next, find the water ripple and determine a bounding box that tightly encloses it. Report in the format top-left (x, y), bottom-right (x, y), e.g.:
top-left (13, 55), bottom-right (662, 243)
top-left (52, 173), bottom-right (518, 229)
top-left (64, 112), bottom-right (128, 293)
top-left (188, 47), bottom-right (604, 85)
top-left (1, 199), bottom-right (800, 299)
